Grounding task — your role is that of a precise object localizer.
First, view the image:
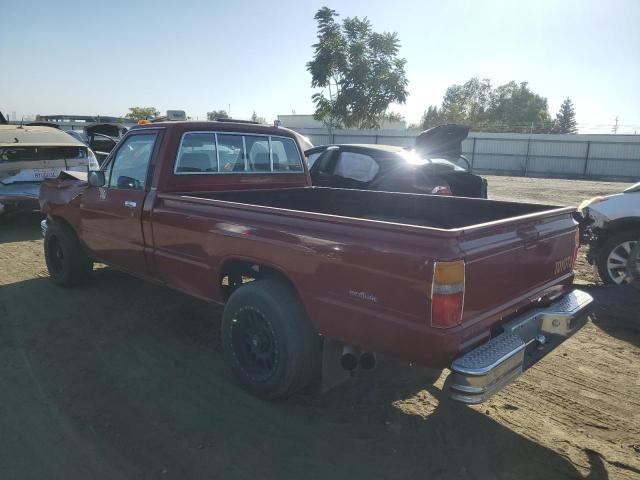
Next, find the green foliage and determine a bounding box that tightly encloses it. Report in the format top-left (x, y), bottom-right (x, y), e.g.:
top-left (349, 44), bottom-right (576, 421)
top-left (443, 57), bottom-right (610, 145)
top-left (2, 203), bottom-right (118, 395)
top-left (552, 97), bottom-right (578, 134)
top-left (307, 7), bottom-right (408, 129)
top-left (124, 106), bottom-right (160, 121)
top-left (423, 77), bottom-right (555, 133)
top-left (481, 81), bottom-right (552, 133)
top-left (251, 111), bottom-right (266, 124)
top-left (207, 110), bottom-right (229, 121)
top-left (420, 105), bottom-right (445, 130)
top-left (382, 111), bottom-right (405, 124)
top-left (441, 77), bottom-right (492, 126)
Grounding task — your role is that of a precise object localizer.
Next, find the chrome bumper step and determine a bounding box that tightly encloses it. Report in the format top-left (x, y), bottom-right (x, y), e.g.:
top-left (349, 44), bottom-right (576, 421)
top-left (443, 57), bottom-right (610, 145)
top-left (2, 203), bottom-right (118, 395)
top-left (449, 289), bottom-right (593, 404)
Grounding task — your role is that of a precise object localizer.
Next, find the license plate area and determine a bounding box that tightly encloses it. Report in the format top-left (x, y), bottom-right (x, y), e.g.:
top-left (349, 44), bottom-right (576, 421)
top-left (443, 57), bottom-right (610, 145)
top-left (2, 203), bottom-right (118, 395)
top-left (32, 168), bottom-right (63, 180)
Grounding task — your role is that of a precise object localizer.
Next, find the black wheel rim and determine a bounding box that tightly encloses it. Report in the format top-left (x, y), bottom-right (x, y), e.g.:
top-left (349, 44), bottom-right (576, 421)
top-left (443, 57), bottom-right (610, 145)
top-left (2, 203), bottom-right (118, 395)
top-left (48, 235), bottom-right (64, 275)
top-left (230, 307), bottom-right (278, 381)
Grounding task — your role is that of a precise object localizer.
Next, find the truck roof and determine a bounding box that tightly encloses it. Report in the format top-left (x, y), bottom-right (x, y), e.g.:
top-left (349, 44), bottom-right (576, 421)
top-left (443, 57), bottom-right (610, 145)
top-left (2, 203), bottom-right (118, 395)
top-left (132, 120), bottom-right (313, 151)
top-left (132, 120), bottom-right (296, 137)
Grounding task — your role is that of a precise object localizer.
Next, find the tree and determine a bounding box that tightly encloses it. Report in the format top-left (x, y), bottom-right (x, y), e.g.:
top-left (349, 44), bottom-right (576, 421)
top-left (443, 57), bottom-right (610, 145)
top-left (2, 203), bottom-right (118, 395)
top-left (251, 111), bottom-right (266, 124)
top-left (307, 7), bottom-right (408, 129)
top-left (207, 110), bottom-right (229, 121)
top-left (124, 106), bottom-right (160, 121)
top-left (422, 78), bottom-right (555, 133)
top-left (420, 105), bottom-right (445, 130)
top-left (552, 97), bottom-right (577, 133)
top-left (440, 77), bottom-right (492, 126)
top-left (482, 81), bottom-right (552, 133)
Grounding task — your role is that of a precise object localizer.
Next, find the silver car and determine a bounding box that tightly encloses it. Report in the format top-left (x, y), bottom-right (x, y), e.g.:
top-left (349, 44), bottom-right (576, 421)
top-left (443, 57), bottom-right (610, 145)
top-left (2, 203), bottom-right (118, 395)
top-left (0, 125), bottom-right (99, 215)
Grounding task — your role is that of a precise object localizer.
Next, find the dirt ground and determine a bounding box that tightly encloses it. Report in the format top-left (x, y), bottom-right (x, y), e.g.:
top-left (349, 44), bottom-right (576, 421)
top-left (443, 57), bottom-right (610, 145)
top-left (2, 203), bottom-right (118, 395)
top-left (0, 176), bottom-right (638, 480)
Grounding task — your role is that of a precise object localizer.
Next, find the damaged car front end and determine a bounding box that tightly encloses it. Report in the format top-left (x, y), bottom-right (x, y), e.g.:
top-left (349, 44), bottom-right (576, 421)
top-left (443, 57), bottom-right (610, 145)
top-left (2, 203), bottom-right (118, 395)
top-left (0, 125), bottom-right (99, 215)
top-left (575, 182), bottom-right (640, 283)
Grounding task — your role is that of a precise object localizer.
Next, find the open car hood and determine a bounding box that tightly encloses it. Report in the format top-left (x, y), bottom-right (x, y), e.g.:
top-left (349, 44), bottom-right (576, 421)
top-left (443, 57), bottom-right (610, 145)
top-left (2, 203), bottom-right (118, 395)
top-left (415, 124), bottom-right (470, 160)
top-left (84, 123), bottom-right (127, 138)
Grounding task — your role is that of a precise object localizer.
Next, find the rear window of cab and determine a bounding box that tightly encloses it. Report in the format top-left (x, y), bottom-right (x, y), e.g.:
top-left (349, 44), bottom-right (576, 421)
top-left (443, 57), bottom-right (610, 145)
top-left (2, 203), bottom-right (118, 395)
top-left (174, 131), bottom-right (304, 174)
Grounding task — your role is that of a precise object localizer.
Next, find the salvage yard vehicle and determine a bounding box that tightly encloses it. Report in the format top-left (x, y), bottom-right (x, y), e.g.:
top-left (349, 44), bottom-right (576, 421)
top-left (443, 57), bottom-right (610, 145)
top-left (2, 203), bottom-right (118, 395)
top-left (39, 120), bottom-right (592, 403)
top-left (0, 124), bottom-right (99, 215)
top-left (306, 125), bottom-right (487, 198)
top-left (577, 182), bottom-right (640, 284)
top-left (65, 123), bottom-right (127, 165)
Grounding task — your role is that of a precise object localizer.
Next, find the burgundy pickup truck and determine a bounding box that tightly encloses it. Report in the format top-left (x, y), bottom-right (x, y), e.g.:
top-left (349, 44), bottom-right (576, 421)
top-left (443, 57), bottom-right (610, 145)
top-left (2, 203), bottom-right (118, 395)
top-left (39, 121), bottom-right (593, 403)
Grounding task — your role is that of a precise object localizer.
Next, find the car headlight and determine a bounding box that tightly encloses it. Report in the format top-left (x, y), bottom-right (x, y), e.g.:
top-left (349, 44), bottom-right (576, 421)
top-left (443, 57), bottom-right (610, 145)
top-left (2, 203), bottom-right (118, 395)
top-left (578, 196), bottom-right (607, 212)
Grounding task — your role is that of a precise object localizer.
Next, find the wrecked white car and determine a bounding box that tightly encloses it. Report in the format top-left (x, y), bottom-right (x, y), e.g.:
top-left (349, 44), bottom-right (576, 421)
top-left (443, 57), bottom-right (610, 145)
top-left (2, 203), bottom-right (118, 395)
top-left (0, 125), bottom-right (99, 215)
top-left (577, 182), bottom-right (640, 284)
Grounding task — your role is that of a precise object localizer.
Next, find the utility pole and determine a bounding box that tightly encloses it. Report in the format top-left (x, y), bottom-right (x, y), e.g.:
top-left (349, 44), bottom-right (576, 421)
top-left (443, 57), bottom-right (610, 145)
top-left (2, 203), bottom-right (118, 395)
top-left (612, 116), bottom-right (619, 134)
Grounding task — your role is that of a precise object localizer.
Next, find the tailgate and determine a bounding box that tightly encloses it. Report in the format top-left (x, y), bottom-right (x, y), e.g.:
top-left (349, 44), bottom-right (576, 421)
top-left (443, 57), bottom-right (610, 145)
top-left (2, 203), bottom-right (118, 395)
top-left (459, 209), bottom-right (578, 328)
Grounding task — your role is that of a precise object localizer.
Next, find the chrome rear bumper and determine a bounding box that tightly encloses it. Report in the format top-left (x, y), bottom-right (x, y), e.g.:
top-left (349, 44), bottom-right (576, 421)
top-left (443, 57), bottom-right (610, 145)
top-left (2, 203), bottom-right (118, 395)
top-left (449, 289), bottom-right (593, 404)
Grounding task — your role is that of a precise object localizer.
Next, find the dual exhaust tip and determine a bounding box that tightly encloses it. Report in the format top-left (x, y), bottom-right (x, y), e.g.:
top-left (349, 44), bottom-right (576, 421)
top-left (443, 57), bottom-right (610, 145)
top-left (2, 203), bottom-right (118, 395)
top-left (340, 345), bottom-right (376, 371)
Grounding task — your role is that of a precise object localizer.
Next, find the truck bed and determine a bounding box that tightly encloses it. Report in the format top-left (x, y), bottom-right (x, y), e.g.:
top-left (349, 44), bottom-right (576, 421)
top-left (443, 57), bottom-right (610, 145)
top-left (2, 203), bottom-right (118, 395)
top-left (192, 186), bottom-right (561, 230)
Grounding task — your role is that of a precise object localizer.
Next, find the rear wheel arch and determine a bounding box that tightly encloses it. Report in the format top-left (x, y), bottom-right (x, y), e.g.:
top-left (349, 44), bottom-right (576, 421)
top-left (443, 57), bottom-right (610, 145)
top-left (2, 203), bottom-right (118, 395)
top-left (218, 257), bottom-right (306, 305)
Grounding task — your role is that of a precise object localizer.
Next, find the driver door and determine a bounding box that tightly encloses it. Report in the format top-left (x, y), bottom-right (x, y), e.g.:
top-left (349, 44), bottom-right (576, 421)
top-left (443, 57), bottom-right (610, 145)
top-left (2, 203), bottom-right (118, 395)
top-left (80, 132), bottom-right (157, 276)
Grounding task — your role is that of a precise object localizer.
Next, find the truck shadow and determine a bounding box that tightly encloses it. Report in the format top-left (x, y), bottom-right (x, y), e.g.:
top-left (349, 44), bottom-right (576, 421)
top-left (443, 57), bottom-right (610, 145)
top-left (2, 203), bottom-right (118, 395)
top-left (0, 211), bottom-right (42, 244)
top-left (0, 269), bottom-right (603, 480)
top-left (586, 284), bottom-right (640, 348)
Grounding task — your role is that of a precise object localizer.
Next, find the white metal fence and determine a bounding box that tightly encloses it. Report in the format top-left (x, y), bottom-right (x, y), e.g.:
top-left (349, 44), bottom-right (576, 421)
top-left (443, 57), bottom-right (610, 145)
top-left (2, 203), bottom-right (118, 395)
top-left (291, 127), bottom-right (640, 181)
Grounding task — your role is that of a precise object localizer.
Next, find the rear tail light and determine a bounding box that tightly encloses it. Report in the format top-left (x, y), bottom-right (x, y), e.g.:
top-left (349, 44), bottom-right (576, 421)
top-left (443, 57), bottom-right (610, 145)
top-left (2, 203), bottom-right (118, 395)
top-left (431, 260), bottom-right (465, 328)
top-left (431, 186), bottom-right (453, 195)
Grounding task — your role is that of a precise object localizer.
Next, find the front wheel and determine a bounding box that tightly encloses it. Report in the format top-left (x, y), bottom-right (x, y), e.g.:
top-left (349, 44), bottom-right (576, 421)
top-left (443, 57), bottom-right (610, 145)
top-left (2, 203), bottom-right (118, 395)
top-left (596, 230), bottom-right (640, 284)
top-left (221, 279), bottom-right (320, 399)
top-left (626, 239), bottom-right (640, 288)
top-left (44, 220), bottom-right (93, 287)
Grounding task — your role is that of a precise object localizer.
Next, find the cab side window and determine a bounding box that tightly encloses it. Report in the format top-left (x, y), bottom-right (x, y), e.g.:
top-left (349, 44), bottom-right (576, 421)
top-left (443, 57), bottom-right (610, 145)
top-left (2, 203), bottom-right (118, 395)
top-left (334, 151), bottom-right (380, 182)
top-left (270, 137), bottom-right (304, 172)
top-left (108, 134), bottom-right (157, 189)
top-left (175, 132), bottom-right (217, 173)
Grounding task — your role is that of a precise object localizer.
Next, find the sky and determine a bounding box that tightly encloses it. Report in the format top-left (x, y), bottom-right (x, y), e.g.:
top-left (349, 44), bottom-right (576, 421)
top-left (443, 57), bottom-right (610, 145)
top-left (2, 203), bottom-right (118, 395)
top-left (1, 0), bottom-right (639, 133)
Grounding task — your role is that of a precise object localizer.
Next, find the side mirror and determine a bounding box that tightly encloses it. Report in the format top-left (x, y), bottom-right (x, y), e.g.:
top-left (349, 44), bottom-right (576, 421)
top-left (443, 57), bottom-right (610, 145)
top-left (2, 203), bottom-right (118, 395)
top-left (88, 170), bottom-right (105, 187)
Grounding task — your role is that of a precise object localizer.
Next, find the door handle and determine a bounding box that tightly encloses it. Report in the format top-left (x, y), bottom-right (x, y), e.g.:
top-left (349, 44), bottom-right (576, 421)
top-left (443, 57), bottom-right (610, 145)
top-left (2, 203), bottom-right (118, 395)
top-left (124, 200), bottom-right (137, 208)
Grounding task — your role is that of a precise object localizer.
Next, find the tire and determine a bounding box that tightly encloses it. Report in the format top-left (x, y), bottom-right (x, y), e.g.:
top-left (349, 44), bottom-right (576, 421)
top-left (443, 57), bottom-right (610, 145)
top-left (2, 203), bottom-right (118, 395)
top-left (626, 239), bottom-right (640, 289)
top-left (44, 220), bottom-right (93, 287)
top-left (221, 278), bottom-right (320, 400)
top-left (596, 230), bottom-right (640, 284)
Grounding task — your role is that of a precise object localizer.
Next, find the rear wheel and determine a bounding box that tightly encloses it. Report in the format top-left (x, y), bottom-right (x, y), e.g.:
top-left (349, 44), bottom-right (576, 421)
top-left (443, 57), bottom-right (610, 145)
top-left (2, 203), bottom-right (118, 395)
top-left (221, 279), bottom-right (320, 399)
top-left (44, 220), bottom-right (93, 287)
